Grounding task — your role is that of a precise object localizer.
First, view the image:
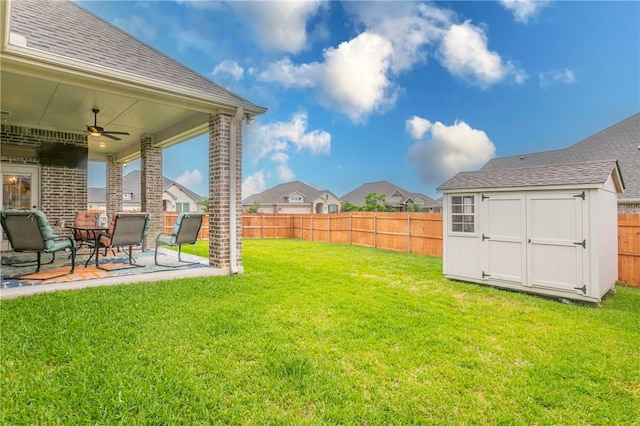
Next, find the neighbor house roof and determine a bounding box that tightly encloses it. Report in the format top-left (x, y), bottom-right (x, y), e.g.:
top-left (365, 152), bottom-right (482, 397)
top-left (341, 181), bottom-right (438, 207)
top-left (89, 170), bottom-right (205, 204)
top-left (481, 113), bottom-right (639, 201)
top-left (438, 159), bottom-right (624, 192)
top-left (8, 0), bottom-right (262, 113)
top-left (243, 181), bottom-right (337, 205)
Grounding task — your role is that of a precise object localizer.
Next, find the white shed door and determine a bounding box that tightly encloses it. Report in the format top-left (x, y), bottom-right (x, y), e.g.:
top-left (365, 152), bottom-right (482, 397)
top-left (526, 194), bottom-right (585, 293)
top-left (481, 195), bottom-right (526, 284)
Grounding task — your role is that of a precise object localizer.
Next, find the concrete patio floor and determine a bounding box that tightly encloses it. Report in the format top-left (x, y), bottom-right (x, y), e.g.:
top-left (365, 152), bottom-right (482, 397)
top-left (0, 248), bottom-right (228, 300)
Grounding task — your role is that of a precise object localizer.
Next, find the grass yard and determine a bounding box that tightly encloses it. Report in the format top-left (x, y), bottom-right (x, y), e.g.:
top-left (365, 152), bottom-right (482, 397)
top-left (1, 239), bottom-right (639, 424)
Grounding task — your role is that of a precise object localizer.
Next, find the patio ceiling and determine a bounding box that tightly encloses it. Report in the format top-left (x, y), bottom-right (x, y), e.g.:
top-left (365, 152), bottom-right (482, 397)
top-left (1, 69), bottom-right (210, 163)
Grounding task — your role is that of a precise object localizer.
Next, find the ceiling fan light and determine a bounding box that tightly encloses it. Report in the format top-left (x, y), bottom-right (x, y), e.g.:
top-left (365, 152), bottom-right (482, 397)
top-left (90, 131), bottom-right (101, 136)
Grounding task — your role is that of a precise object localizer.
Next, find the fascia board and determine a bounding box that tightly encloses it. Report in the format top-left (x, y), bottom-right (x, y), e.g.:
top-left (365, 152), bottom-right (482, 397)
top-left (439, 183), bottom-right (605, 194)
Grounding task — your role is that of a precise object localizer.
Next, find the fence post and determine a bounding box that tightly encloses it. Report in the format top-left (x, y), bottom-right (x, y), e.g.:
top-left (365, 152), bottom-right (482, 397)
top-left (373, 214), bottom-right (377, 248)
top-left (311, 215), bottom-right (314, 241)
top-left (261, 214), bottom-right (264, 239)
top-left (407, 215), bottom-right (411, 253)
top-left (349, 213), bottom-right (352, 245)
top-left (328, 215), bottom-right (331, 242)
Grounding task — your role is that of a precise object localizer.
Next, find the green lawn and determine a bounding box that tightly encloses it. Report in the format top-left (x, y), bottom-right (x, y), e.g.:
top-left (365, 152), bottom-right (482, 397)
top-left (1, 239), bottom-right (639, 425)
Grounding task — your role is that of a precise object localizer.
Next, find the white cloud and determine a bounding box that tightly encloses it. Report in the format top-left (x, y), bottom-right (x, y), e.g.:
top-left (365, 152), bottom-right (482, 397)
top-left (242, 171), bottom-right (266, 199)
top-left (407, 118), bottom-right (496, 185)
top-left (260, 32), bottom-right (398, 123)
top-left (260, 4), bottom-right (526, 122)
top-left (277, 164), bottom-right (295, 182)
top-left (438, 21), bottom-right (526, 88)
top-left (500, 0), bottom-right (549, 24)
top-left (243, 111), bottom-right (331, 185)
top-left (406, 116), bottom-right (432, 139)
top-left (212, 60), bottom-right (244, 81)
top-left (175, 169), bottom-right (203, 188)
top-left (230, 0), bottom-right (326, 54)
top-left (539, 69), bottom-right (576, 88)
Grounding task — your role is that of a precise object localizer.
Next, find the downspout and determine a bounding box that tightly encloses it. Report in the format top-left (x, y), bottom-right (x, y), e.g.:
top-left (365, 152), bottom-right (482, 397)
top-left (229, 106), bottom-right (243, 274)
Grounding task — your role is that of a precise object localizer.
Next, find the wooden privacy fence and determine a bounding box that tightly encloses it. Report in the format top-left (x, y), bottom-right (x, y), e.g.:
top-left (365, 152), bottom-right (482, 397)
top-left (162, 212), bottom-right (640, 287)
top-left (243, 212), bottom-right (443, 257)
top-left (618, 214), bottom-right (640, 287)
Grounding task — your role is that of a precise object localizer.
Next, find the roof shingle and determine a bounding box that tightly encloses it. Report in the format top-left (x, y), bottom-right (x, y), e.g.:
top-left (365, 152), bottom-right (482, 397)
top-left (438, 159), bottom-right (621, 191)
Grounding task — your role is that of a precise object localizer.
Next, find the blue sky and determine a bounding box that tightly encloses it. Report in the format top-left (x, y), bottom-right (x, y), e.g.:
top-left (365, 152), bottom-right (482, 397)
top-left (83, 0), bottom-right (640, 199)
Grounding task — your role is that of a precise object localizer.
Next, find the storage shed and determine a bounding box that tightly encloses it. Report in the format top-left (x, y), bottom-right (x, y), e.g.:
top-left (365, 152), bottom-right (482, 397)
top-left (437, 159), bottom-right (624, 303)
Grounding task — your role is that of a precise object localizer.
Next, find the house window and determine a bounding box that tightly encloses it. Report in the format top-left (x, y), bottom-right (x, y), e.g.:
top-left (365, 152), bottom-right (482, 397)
top-left (328, 204), bottom-right (338, 213)
top-left (176, 202), bottom-right (190, 212)
top-left (451, 196), bottom-right (475, 233)
top-left (289, 195), bottom-right (303, 203)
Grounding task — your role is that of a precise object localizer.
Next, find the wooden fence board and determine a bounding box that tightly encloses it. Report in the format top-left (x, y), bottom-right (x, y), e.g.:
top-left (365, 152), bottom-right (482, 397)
top-left (618, 214), bottom-right (640, 286)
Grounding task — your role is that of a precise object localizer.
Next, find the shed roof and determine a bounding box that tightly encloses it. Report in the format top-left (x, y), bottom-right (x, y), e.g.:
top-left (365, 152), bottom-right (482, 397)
top-left (481, 113), bottom-right (639, 201)
top-left (438, 159), bottom-right (624, 192)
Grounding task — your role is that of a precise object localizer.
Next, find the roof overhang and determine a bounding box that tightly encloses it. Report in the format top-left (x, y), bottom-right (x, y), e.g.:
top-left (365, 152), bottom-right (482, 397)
top-left (0, 0), bottom-right (265, 164)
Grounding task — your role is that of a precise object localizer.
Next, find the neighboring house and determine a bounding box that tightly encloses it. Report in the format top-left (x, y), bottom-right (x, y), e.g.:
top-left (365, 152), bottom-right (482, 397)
top-left (87, 170), bottom-right (205, 212)
top-left (341, 181), bottom-right (441, 212)
top-left (243, 181), bottom-right (341, 214)
top-left (1, 0), bottom-right (266, 272)
top-left (481, 113), bottom-right (640, 213)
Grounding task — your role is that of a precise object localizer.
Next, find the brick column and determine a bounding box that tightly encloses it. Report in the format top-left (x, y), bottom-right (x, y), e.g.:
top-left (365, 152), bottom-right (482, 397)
top-left (140, 135), bottom-right (163, 242)
top-left (106, 155), bottom-right (122, 215)
top-left (209, 113), bottom-right (243, 270)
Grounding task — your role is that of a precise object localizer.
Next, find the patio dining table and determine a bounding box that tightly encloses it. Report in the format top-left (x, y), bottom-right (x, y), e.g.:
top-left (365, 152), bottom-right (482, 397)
top-left (66, 224), bottom-right (109, 267)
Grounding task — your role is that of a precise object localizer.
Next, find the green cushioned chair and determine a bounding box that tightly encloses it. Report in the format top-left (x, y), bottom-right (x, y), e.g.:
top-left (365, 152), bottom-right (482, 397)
top-left (0, 210), bottom-right (75, 278)
top-left (154, 212), bottom-right (204, 267)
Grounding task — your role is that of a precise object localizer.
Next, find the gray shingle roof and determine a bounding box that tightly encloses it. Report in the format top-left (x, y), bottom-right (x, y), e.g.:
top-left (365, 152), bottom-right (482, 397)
top-left (438, 159), bottom-right (622, 191)
top-left (481, 113), bottom-right (639, 200)
top-left (243, 181), bottom-right (332, 205)
top-left (89, 170), bottom-right (204, 203)
top-left (9, 0), bottom-right (263, 111)
top-left (341, 181), bottom-right (438, 207)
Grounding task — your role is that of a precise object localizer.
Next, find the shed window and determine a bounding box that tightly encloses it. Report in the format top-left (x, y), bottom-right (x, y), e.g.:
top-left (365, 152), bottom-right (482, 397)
top-left (451, 196), bottom-right (475, 233)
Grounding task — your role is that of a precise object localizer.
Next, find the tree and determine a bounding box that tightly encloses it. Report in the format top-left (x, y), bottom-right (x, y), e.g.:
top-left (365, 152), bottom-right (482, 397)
top-left (364, 193), bottom-right (394, 212)
top-left (340, 201), bottom-right (361, 212)
top-left (246, 200), bottom-right (260, 213)
top-left (201, 198), bottom-right (209, 212)
top-left (407, 203), bottom-right (422, 213)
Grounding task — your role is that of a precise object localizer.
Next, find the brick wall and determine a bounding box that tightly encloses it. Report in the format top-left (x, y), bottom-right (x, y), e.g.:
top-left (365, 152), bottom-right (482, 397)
top-left (140, 135), bottom-right (163, 241)
top-left (106, 155), bottom-right (123, 214)
top-left (1, 124), bottom-right (87, 235)
top-left (208, 113), bottom-right (242, 270)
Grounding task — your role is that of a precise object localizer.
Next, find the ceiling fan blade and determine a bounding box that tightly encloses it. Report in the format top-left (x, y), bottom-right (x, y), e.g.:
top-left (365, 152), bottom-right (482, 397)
top-left (102, 133), bottom-right (122, 141)
top-left (103, 131), bottom-right (130, 135)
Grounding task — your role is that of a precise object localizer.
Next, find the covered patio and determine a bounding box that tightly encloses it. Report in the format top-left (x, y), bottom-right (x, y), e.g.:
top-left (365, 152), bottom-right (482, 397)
top-left (0, 0), bottom-right (266, 282)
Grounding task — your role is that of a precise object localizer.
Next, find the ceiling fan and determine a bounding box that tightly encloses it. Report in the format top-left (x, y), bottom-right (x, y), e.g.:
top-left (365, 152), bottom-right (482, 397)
top-left (86, 108), bottom-right (130, 141)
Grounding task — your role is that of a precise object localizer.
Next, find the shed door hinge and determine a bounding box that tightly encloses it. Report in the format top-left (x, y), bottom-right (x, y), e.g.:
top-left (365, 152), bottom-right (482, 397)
top-left (574, 285), bottom-right (587, 294)
top-left (573, 191), bottom-right (585, 200)
top-left (482, 233), bottom-right (490, 241)
top-left (481, 194), bottom-right (490, 201)
top-left (573, 239), bottom-right (586, 249)
top-left (482, 271), bottom-right (491, 279)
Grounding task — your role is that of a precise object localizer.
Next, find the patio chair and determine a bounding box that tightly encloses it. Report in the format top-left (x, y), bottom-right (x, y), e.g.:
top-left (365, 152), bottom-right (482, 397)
top-left (154, 212), bottom-right (204, 266)
top-left (0, 210), bottom-right (75, 278)
top-left (71, 211), bottom-right (104, 252)
top-left (95, 212), bottom-right (150, 270)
